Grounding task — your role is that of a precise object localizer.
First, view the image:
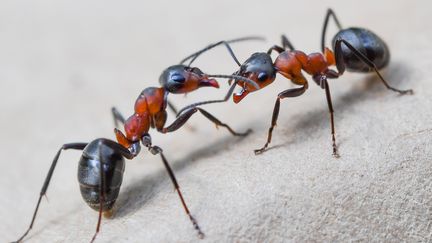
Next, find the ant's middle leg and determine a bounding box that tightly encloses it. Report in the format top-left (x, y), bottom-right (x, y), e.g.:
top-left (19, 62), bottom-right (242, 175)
top-left (254, 85), bottom-right (307, 155)
top-left (160, 106), bottom-right (251, 136)
top-left (334, 39), bottom-right (413, 94)
top-left (140, 134), bottom-right (204, 238)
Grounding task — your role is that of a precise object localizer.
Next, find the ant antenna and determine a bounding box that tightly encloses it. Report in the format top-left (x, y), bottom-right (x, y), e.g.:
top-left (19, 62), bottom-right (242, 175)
top-left (207, 74), bottom-right (259, 89)
top-left (180, 36), bottom-right (266, 67)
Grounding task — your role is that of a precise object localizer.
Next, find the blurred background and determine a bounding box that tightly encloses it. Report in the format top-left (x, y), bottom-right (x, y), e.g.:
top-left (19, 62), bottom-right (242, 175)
top-left (0, 0), bottom-right (431, 242)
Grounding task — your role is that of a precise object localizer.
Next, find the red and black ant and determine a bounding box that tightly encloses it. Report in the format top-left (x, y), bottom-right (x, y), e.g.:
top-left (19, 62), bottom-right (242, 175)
top-left (12, 37), bottom-right (261, 243)
top-left (178, 8), bottom-right (413, 157)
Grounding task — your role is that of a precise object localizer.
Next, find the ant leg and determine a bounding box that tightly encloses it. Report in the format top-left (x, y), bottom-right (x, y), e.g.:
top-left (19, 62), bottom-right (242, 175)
top-left (267, 45), bottom-right (285, 55)
top-left (322, 78), bottom-right (339, 158)
top-left (254, 86), bottom-right (307, 155)
top-left (101, 139), bottom-right (135, 160)
top-left (267, 35), bottom-right (295, 55)
top-left (281, 35), bottom-right (295, 50)
top-left (167, 100), bottom-right (179, 115)
top-left (186, 40), bottom-right (241, 67)
top-left (334, 39), bottom-right (413, 94)
top-left (161, 106), bottom-right (251, 136)
top-left (166, 100), bottom-right (196, 132)
top-left (90, 143), bottom-right (106, 243)
top-left (321, 8), bottom-right (343, 52)
top-left (177, 81), bottom-right (237, 116)
top-left (89, 139), bottom-right (135, 243)
top-left (140, 138), bottom-right (204, 238)
top-left (196, 108), bottom-right (252, 136)
top-left (14, 143), bottom-right (88, 243)
top-left (111, 107), bottom-right (126, 128)
top-left (180, 36), bottom-right (265, 66)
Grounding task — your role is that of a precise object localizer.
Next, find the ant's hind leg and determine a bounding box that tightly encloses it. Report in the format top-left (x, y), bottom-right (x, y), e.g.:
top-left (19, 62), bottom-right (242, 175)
top-left (334, 39), bottom-right (413, 95)
top-left (14, 143), bottom-right (87, 243)
top-left (321, 8), bottom-right (343, 52)
top-left (254, 85), bottom-right (307, 155)
top-left (89, 139), bottom-right (135, 243)
top-left (90, 144), bottom-right (106, 243)
top-left (281, 35), bottom-right (295, 50)
top-left (111, 107), bottom-right (126, 128)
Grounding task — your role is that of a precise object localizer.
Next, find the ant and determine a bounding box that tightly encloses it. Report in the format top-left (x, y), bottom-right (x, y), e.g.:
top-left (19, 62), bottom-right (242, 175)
top-left (177, 8), bottom-right (413, 157)
top-left (13, 37), bottom-right (261, 243)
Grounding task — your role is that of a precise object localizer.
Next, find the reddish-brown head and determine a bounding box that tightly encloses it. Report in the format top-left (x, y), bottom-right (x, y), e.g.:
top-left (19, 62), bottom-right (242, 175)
top-left (159, 65), bottom-right (219, 94)
top-left (232, 53), bottom-right (276, 103)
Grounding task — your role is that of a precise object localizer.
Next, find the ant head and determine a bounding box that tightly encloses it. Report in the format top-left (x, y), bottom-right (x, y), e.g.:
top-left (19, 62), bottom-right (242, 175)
top-left (159, 65), bottom-right (219, 94)
top-left (233, 53), bottom-right (276, 103)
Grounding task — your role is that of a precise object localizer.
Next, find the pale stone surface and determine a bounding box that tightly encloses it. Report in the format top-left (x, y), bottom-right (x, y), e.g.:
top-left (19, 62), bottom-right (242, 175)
top-left (0, 1), bottom-right (431, 242)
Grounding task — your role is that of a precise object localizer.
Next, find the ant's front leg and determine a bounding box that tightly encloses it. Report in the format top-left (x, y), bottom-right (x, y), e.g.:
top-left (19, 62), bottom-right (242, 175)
top-left (254, 85), bottom-right (307, 155)
top-left (176, 81), bottom-right (237, 116)
top-left (167, 100), bottom-right (179, 116)
top-left (160, 107), bottom-right (251, 136)
top-left (267, 35), bottom-right (295, 55)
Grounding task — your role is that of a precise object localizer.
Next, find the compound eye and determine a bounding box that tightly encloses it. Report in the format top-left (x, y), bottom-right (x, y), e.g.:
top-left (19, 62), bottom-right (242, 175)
top-left (171, 74), bottom-right (185, 83)
top-left (257, 72), bottom-right (268, 82)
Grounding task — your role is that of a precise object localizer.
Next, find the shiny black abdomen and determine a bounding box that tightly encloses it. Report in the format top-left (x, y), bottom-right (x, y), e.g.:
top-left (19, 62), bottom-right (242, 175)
top-left (332, 27), bottom-right (390, 72)
top-left (77, 139), bottom-right (125, 211)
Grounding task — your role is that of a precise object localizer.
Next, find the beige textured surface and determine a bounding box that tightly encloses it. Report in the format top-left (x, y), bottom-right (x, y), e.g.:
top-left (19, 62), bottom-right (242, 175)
top-left (1, 1), bottom-right (431, 242)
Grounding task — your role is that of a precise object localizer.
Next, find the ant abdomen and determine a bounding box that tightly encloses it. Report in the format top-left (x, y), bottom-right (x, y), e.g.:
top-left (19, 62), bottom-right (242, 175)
top-left (332, 27), bottom-right (390, 72)
top-left (78, 139), bottom-right (125, 212)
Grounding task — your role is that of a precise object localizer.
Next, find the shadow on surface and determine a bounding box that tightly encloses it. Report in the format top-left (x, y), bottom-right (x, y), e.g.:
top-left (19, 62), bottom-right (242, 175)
top-left (114, 134), bottom-right (250, 218)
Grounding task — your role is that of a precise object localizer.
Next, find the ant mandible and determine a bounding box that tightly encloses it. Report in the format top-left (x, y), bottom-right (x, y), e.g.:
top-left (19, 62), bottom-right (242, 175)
top-left (12, 37), bottom-right (261, 243)
top-left (177, 8), bottom-right (413, 157)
